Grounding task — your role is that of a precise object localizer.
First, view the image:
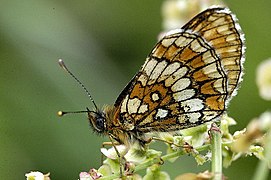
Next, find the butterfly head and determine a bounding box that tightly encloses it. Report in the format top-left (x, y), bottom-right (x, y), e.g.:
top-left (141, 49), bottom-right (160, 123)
top-left (87, 108), bottom-right (107, 133)
top-left (58, 59), bottom-right (109, 134)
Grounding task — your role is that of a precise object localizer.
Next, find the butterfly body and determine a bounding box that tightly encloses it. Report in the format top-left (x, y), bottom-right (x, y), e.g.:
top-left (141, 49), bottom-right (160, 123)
top-left (87, 6), bottom-right (245, 148)
top-left (88, 105), bottom-right (145, 147)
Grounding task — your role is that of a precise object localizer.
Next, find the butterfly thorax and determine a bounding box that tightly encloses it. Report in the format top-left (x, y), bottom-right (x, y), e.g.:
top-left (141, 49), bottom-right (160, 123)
top-left (88, 105), bottom-right (142, 147)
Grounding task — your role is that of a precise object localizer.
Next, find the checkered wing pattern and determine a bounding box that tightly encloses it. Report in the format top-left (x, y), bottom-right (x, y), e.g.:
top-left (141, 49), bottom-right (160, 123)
top-left (113, 7), bottom-right (245, 133)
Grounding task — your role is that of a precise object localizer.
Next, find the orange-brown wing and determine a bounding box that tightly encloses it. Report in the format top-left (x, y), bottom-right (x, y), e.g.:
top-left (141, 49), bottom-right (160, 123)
top-left (113, 7), bottom-right (244, 133)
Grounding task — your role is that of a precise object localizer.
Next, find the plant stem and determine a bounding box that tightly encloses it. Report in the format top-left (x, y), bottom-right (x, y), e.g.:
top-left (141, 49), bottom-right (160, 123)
top-left (252, 129), bottom-right (271, 180)
top-left (210, 123), bottom-right (222, 180)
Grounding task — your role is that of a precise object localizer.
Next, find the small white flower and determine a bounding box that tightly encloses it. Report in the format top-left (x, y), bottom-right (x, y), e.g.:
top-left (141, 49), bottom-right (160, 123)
top-left (233, 128), bottom-right (246, 139)
top-left (79, 172), bottom-right (91, 180)
top-left (162, 0), bottom-right (225, 30)
top-left (205, 151), bottom-right (212, 161)
top-left (249, 145), bottom-right (264, 160)
top-left (25, 171), bottom-right (50, 180)
top-left (258, 111), bottom-right (271, 131)
top-left (100, 144), bottom-right (127, 160)
top-left (256, 58), bottom-right (271, 100)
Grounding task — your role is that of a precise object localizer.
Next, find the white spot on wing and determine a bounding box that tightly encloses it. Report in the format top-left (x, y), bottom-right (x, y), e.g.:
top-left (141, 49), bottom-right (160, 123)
top-left (155, 109), bottom-right (168, 119)
top-left (143, 59), bottom-right (158, 77)
top-left (165, 66), bottom-right (188, 87)
top-left (177, 112), bottom-right (201, 123)
top-left (175, 35), bottom-right (193, 47)
top-left (162, 37), bottom-right (176, 47)
top-left (127, 98), bottom-right (141, 114)
top-left (151, 93), bottom-right (160, 101)
top-left (149, 60), bottom-right (168, 84)
top-left (138, 74), bottom-right (148, 86)
top-left (171, 78), bottom-right (191, 92)
top-left (138, 104), bottom-right (148, 113)
top-left (181, 98), bottom-right (204, 112)
top-left (121, 95), bottom-right (129, 113)
top-left (187, 112), bottom-right (202, 123)
top-left (173, 89), bottom-right (195, 102)
top-left (158, 62), bottom-right (181, 82)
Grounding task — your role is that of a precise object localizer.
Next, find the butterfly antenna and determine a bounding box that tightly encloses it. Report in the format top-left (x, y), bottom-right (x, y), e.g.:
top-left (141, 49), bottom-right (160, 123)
top-left (58, 59), bottom-right (98, 111)
top-left (57, 110), bottom-right (89, 117)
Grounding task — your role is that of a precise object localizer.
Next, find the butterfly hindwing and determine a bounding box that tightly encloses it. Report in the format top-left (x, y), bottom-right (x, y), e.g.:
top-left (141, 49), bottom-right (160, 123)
top-left (182, 7), bottom-right (245, 97)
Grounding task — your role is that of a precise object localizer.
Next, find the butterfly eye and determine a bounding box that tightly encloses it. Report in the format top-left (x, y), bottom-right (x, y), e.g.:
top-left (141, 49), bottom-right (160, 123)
top-left (95, 117), bottom-right (105, 132)
top-left (87, 111), bottom-right (106, 133)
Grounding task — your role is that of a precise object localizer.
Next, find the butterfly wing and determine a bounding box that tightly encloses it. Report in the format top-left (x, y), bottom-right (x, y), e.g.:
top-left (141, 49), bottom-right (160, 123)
top-left (182, 7), bottom-right (245, 97)
top-left (113, 7), bottom-right (244, 133)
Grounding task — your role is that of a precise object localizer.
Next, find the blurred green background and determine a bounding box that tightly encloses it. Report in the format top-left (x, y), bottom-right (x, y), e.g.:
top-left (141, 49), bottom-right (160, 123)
top-left (1, 0), bottom-right (271, 179)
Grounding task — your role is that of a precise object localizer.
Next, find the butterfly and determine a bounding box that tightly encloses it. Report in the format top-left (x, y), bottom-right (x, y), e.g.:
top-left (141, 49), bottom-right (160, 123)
top-left (59, 6), bottom-right (245, 150)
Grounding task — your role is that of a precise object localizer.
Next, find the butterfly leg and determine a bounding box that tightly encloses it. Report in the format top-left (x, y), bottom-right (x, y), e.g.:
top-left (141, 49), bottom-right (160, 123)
top-left (101, 141), bottom-right (120, 164)
top-left (148, 137), bottom-right (179, 147)
top-left (108, 135), bottom-right (128, 177)
top-left (143, 136), bottom-right (194, 153)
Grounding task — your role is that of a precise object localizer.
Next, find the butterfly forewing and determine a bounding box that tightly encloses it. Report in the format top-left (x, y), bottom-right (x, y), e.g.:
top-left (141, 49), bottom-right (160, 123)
top-left (112, 7), bottom-right (244, 136)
